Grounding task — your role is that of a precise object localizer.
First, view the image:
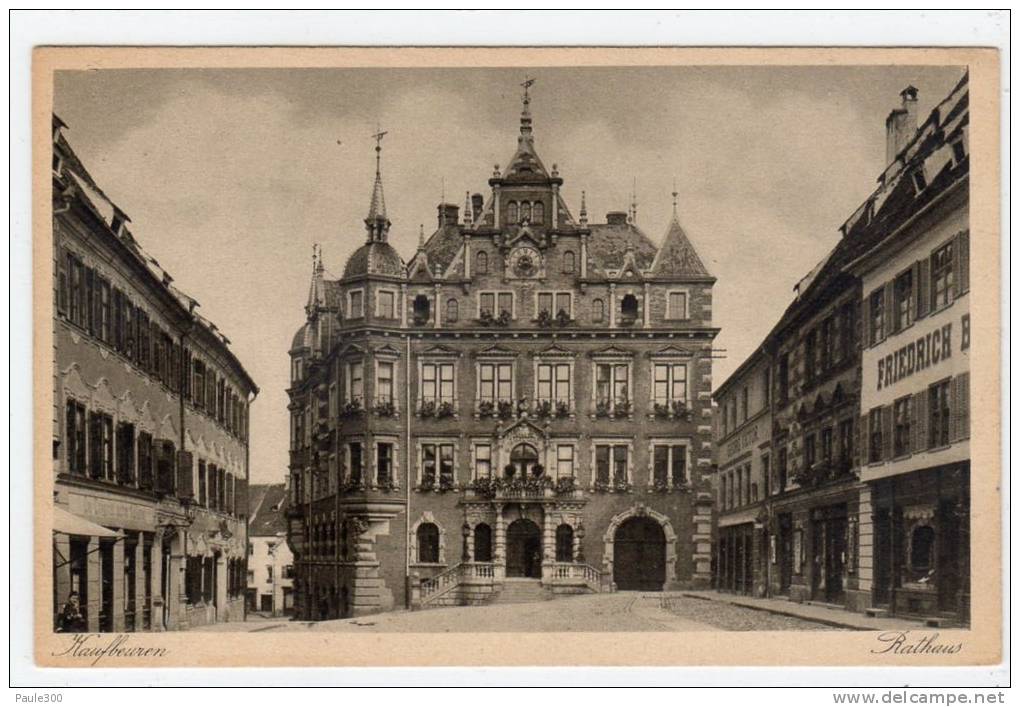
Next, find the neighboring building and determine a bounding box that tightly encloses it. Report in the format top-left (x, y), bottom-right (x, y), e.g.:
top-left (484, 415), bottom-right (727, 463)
top-left (846, 75), bottom-right (970, 624)
top-left (247, 483), bottom-right (294, 616)
top-left (52, 116), bottom-right (258, 632)
top-left (713, 72), bottom-right (970, 623)
top-left (712, 345), bottom-right (771, 596)
top-left (286, 84), bottom-right (719, 619)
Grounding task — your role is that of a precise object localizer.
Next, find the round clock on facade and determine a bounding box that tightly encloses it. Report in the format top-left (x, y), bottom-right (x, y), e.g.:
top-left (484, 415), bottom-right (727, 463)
top-left (511, 247), bottom-right (540, 277)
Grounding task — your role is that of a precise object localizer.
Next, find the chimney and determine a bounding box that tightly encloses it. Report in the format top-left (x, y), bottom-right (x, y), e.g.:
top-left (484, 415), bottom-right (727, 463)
top-left (437, 203), bottom-right (459, 228)
top-left (885, 85), bottom-right (919, 165)
top-left (471, 193), bottom-right (484, 222)
top-left (606, 211), bottom-right (629, 226)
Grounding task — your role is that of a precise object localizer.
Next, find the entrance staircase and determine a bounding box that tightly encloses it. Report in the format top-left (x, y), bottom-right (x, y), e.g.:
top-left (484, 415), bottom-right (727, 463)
top-left (491, 578), bottom-right (551, 604)
top-left (415, 562), bottom-right (604, 609)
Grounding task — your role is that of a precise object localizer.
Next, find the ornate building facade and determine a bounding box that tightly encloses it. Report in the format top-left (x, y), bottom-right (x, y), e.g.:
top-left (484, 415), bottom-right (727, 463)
top-left (52, 117), bottom-right (258, 631)
top-left (286, 86), bottom-right (719, 619)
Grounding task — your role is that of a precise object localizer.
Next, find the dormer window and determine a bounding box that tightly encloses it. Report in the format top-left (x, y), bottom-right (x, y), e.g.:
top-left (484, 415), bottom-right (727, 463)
top-left (620, 294), bottom-right (639, 324)
top-left (507, 202), bottom-right (519, 225)
top-left (348, 290), bottom-right (364, 319)
top-left (476, 251), bottom-right (489, 274)
top-left (412, 294), bottom-right (431, 325)
top-left (562, 250), bottom-right (575, 274)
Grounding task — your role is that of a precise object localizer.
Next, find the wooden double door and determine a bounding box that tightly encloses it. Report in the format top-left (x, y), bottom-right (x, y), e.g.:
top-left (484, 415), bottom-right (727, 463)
top-left (614, 517), bottom-right (666, 591)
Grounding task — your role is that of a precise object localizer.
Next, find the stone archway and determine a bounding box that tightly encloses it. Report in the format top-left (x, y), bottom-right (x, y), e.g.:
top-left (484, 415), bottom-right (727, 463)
top-left (603, 504), bottom-right (678, 591)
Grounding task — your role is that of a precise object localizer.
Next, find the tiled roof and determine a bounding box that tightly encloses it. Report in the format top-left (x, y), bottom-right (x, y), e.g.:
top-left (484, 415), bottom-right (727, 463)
top-left (248, 483), bottom-right (288, 536)
top-left (422, 223), bottom-right (464, 275)
top-left (342, 241), bottom-right (405, 279)
top-left (649, 217), bottom-right (711, 277)
top-left (586, 221), bottom-right (658, 274)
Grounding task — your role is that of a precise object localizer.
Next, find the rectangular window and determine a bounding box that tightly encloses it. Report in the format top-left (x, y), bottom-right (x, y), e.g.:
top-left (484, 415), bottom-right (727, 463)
top-left (821, 317), bottom-right (834, 372)
top-left (869, 288), bottom-right (885, 344)
top-left (804, 329), bottom-right (818, 386)
top-left (804, 433), bottom-right (816, 469)
top-left (838, 418), bottom-right (853, 469)
top-left (595, 445), bottom-right (611, 485)
top-left (377, 361), bottom-right (394, 404)
top-left (349, 290), bottom-right (364, 318)
top-left (595, 363), bottom-right (630, 407)
top-left (556, 445), bottom-right (574, 478)
top-left (555, 292), bottom-right (571, 317)
top-left (65, 399), bottom-right (87, 475)
top-left (348, 362), bottom-right (364, 403)
top-left (376, 443), bottom-right (393, 486)
top-left (894, 269), bottom-right (914, 332)
top-left (88, 412), bottom-right (114, 481)
top-left (497, 292), bottom-right (513, 317)
top-left (612, 445), bottom-right (628, 485)
top-left (893, 397), bottom-right (912, 457)
top-left (537, 292), bottom-right (553, 316)
top-left (652, 363), bottom-right (687, 405)
top-left (821, 426), bottom-right (833, 464)
top-left (778, 448), bottom-right (788, 491)
top-left (474, 444), bottom-right (491, 479)
top-left (421, 443), bottom-right (437, 487)
top-left (479, 292), bottom-right (495, 317)
top-left (377, 290), bottom-right (395, 319)
top-left (115, 422), bottom-right (135, 485)
top-left (741, 387), bottom-right (749, 422)
top-left (479, 363), bottom-right (513, 402)
top-left (439, 444), bottom-right (455, 487)
top-left (537, 363), bottom-right (571, 403)
top-left (762, 454), bottom-right (771, 497)
top-left (668, 291), bottom-right (688, 320)
top-left (929, 380), bottom-right (951, 448)
top-left (421, 362), bottom-right (455, 404)
top-left (931, 242), bottom-right (955, 311)
top-left (652, 444), bottom-right (686, 487)
top-left (198, 461), bottom-right (207, 506)
top-left (348, 442), bottom-right (363, 484)
top-left (869, 408), bottom-right (884, 463)
top-left (778, 354), bottom-right (790, 406)
top-left (420, 443), bottom-right (454, 487)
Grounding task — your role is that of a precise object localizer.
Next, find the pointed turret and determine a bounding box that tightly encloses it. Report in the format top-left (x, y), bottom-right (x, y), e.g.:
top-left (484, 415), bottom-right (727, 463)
top-left (648, 186), bottom-right (711, 278)
top-left (305, 244), bottom-right (327, 316)
top-left (579, 190), bottom-right (588, 227)
top-left (365, 128), bottom-right (390, 242)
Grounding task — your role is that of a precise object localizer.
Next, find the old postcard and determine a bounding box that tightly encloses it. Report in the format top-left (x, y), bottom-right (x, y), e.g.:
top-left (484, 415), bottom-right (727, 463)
top-left (31, 45), bottom-right (1001, 669)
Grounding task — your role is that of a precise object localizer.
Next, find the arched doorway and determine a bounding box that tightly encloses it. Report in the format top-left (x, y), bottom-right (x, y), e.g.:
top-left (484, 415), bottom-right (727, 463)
top-left (506, 519), bottom-right (542, 578)
top-left (614, 517), bottom-right (666, 591)
top-left (508, 443), bottom-right (540, 478)
top-left (473, 523), bottom-right (492, 562)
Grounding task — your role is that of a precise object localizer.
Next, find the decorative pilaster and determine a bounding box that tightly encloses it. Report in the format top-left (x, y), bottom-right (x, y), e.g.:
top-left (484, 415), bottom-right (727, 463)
top-left (399, 284), bottom-right (407, 328)
top-left (86, 537), bottom-right (101, 632)
top-left (111, 539), bottom-right (125, 632)
top-left (643, 283), bottom-right (651, 328)
top-left (609, 284), bottom-right (617, 328)
top-left (541, 505), bottom-right (554, 582)
top-left (493, 503), bottom-right (506, 582)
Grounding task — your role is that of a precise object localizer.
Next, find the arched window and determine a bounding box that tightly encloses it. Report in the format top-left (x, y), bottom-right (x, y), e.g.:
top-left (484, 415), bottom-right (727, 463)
top-left (446, 298), bottom-right (459, 323)
top-left (506, 201), bottom-right (519, 226)
top-left (520, 202), bottom-right (532, 224)
top-left (475, 251), bottom-right (488, 274)
top-left (412, 294), bottom-right (431, 325)
top-left (562, 250), bottom-right (575, 274)
top-left (417, 522), bottom-right (440, 564)
top-left (532, 201), bottom-right (544, 225)
top-left (473, 523), bottom-right (492, 562)
top-left (555, 524), bottom-right (574, 562)
top-left (592, 298), bottom-right (605, 323)
top-left (620, 293), bottom-right (639, 324)
top-left (509, 443), bottom-right (540, 478)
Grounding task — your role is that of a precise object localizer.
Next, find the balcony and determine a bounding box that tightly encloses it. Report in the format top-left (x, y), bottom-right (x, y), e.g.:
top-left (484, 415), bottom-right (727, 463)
top-left (462, 475), bottom-right (583, 502)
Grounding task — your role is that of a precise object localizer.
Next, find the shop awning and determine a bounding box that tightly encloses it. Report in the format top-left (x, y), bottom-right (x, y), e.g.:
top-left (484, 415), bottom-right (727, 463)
top-left (52, 507), bottom-right (121, 539)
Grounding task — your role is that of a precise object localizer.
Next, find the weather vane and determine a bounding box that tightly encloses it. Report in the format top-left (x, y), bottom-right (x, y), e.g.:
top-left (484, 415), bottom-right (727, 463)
top-left (521, 76), bottom-right (535, 102)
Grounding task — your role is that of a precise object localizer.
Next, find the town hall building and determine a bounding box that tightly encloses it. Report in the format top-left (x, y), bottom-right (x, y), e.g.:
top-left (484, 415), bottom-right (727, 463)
top-left (286, 84), bottom-right (718, 618)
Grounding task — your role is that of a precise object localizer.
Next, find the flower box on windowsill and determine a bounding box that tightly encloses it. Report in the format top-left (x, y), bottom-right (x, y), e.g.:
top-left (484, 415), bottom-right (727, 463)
top-left (339, 400), bottom-right (364, 418)
top-left (373, 400), bottom-right (398, 418)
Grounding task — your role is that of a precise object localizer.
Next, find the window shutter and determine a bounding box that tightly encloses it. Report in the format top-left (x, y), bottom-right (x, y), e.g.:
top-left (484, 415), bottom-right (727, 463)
top-left (916, 258), bottom-right (931, 319)
top-left (956, 230), bottom-right (970, 295)
top-left (911, 261), bottom-right (922, 321)
top-left (881, 405), bottom-right (893, 461)
top-left (951, 373), bottom-right (970, 442)
top-left (860, 414), bottom-right (870, 464)
top-left (57, 251), bottom-right (69, 316)
top-left (176, 450), bottom-right (194, 500)
top-left (235, 476), bottom-right (248, 517)
top-left (883, 281), bottom-right (895, 340)
top-left (155, 441), bottom-right (172, 494)
top-left (912, 390), bottom-right (929, 453)
top-left (908, 394), bottom-right (918, 452)
top-left (861, 293), bottom-right (871, 348)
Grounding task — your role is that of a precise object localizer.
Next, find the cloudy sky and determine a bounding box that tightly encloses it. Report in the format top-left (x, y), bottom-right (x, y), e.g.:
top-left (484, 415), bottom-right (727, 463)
top-left (54, 65), bottom-right (963, 484)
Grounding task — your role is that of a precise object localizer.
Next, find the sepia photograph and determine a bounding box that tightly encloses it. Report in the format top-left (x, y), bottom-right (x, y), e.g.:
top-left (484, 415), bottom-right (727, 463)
top-left (15, 14), bottom-right (1005, 690)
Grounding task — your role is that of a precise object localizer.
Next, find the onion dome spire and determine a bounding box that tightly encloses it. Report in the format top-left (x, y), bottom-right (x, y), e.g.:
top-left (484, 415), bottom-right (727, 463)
top-left (365, 127), bottom-right (390, 242)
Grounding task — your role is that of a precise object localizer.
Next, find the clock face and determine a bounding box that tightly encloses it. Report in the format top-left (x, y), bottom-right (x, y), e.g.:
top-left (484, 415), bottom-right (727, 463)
top-left (511, 247), bottom-right (541, 278)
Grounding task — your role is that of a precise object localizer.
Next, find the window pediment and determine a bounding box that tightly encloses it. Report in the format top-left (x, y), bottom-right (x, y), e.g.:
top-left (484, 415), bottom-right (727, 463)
top-left (648, 345), bottom-right (693, 360)
top-left (589, 345), bottom-right (634, 360)
top-left (533, 343), bottom-right (575, 359)
top-left (418, 344), bottom-right (460, 359)
top-left (475, 344), bottom-right (517, 359)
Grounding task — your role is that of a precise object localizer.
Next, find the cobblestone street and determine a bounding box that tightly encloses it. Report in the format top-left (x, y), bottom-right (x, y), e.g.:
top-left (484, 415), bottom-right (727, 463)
top-left (189, 592), bottom-right (850, 633)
